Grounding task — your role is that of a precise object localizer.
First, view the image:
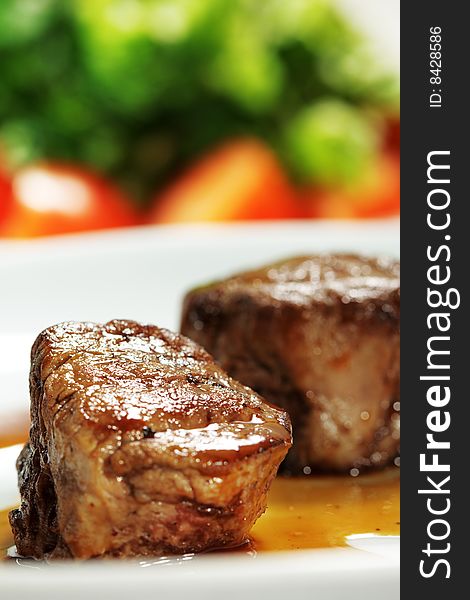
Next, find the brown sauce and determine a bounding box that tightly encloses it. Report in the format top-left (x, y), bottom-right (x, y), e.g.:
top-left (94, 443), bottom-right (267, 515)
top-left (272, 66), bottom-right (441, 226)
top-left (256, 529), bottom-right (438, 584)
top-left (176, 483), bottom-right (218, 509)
top-left (1, 463), bottom-right (399, 559)
top-left (1, 508), bottom-right (12, 557)
top-left (251, 468), bottom-right (399, 551)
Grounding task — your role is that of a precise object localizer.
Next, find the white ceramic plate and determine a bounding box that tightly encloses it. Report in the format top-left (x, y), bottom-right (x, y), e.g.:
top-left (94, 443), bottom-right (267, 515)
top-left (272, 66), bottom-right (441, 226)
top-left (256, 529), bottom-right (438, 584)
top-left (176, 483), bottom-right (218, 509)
top-left (0, 221), bottom-right (400, 599)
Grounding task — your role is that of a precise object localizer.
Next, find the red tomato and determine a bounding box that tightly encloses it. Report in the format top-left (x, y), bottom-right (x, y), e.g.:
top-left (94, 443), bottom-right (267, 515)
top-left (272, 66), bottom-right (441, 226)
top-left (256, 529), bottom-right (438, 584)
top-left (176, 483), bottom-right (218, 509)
top-left (0, 164), bottom-right (13, 224)
top-left (149, 138), bottom-right (303, 223)
top-left (0, 163), bottom-right (138, 238)
top-left (302, 151), bottom-right (400, 219)
top-left (383, 118), bottom-right (400, 153)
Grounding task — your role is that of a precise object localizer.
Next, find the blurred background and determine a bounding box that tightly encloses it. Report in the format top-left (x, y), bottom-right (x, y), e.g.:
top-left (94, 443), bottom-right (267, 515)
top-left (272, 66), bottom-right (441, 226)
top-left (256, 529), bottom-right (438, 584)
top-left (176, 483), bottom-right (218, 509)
top-left (0, 0), bottom-right (399, 238)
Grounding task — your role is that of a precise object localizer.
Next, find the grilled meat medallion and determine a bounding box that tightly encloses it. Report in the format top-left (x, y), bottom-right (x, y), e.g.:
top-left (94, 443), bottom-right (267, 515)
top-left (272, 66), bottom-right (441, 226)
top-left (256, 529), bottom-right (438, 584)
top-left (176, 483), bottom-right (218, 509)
top-left (181, 254), bottom-right (400, 473)
top-left (9, 320), bottom-right (291, 559)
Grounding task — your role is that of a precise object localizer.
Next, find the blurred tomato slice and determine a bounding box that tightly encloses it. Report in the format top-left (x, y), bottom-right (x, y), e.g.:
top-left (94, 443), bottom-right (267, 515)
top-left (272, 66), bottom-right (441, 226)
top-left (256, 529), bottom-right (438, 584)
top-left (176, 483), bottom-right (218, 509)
top-left (0, 166), bottom-right (13, 224)
top-left (303, 151), bottom-right (400, 219)
top-left (0, 163), bottom-right (138, 238)
top-left (383, 118), bottom-right (400, 153)
top-left (150, 138), bottom-right (302, 223)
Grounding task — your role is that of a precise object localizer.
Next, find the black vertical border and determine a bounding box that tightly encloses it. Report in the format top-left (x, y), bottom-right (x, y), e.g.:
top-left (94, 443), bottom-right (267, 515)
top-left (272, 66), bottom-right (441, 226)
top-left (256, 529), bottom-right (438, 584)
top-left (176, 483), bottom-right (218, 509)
top-left (401, 2), bottom-right (467, 596)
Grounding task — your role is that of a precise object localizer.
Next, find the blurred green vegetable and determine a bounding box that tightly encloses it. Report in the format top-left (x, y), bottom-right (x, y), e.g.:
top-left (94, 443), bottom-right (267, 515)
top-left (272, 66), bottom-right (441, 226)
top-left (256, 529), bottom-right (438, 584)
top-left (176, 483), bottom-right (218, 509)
top-left (0, 0), bottom-right (398, 204)
top-left (283, 99), bottom-right (379, 186)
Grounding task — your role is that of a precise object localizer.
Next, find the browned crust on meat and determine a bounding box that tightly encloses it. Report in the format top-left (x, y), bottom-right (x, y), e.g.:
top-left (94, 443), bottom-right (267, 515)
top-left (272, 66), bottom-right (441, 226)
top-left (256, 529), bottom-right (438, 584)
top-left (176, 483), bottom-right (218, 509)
top-left (181, 254), bottom-right (400, 473)
top-left (10, 320), bottom-right (291, 559)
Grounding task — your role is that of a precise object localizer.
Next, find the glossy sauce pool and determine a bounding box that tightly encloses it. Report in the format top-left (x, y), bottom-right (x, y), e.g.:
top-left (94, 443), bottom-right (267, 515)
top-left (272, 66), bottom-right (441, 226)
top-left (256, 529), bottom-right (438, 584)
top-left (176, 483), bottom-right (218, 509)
top-left (251, 468), bottom-right (399, 551)
top-left (1, 439), bottom-right (399, 558)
